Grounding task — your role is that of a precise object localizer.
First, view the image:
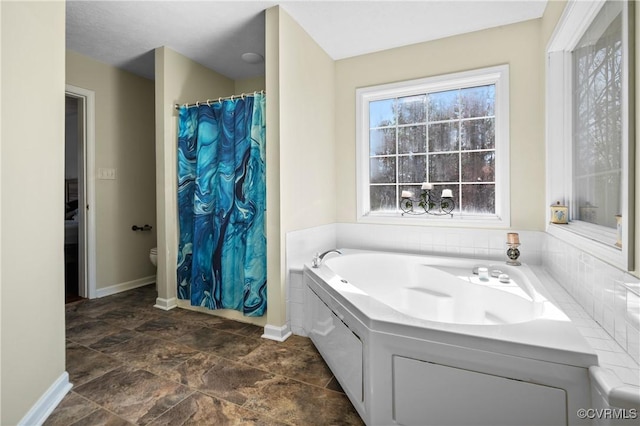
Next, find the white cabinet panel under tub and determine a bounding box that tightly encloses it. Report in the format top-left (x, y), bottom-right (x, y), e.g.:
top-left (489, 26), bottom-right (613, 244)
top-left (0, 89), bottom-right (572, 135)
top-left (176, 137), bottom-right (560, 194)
top-left (305, 284), bottom-right (363, 405)
top-left (392, 355), bottom-right (567, 426)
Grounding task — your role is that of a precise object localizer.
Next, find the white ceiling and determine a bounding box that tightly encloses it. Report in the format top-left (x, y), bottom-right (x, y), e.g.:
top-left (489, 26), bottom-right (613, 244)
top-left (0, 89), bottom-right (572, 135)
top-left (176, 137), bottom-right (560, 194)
top-left (66, 0), bottom-right (548, 81)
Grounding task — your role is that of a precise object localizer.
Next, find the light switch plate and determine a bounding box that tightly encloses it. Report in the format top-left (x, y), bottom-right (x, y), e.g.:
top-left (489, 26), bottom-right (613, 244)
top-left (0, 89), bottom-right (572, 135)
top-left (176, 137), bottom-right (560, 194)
top-left (98, 168), bottom-right (117, 180)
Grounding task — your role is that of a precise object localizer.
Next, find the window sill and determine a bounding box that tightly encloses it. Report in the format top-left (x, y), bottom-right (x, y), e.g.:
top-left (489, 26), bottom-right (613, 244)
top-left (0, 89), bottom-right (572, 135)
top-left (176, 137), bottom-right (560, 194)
top-left (546, 222), bottom-right (627, 270)
top-left (358, 212), bottom-right (510, 229)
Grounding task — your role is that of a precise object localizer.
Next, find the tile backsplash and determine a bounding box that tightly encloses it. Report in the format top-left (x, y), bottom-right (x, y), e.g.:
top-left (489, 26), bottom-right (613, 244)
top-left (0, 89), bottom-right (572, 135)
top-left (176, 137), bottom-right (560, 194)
top-left (543, 234), bottom-right (640, 364)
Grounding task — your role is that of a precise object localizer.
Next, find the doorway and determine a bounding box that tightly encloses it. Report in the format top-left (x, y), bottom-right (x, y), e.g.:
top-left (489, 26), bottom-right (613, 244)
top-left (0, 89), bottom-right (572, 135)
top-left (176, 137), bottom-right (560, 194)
top-left (65, 85), bottom-right (97, 301)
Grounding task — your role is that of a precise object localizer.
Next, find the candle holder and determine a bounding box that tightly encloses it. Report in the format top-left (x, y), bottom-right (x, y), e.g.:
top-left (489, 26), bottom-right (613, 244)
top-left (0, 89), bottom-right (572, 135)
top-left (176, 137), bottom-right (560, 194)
top-left (506, 243), bottom-right (521, 266)
top-left (400, 184), bottom-right (455, 217)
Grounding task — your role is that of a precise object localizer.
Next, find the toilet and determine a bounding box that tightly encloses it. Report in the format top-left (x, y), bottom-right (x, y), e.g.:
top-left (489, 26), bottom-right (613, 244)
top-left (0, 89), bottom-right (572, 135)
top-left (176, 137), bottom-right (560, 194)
top-left (149, 247), bottom-right (157, 267)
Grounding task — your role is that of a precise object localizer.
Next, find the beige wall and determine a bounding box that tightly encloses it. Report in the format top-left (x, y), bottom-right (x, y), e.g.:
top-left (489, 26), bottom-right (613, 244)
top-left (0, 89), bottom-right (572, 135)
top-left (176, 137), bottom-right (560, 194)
top-left (235, 75), bottom-right (266, 94)
top-left (1, 2), bottom-right (66, 424)
top-left (335, 19), bottom-right (545, 230)
top-left (66, 51), bottom-right (157, 292)
top-left (265, 7), bottom-right (336, 327)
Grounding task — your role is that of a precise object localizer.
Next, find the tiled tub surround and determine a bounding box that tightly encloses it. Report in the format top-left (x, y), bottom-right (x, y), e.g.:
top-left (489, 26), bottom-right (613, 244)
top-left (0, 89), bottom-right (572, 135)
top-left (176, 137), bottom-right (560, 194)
top-left (286, 223), bottom-right (640, 415)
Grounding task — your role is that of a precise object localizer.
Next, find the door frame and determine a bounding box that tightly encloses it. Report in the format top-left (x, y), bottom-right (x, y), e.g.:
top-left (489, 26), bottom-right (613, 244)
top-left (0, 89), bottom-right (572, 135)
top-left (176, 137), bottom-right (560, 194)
top-left (65, 84), bottom-right (96, 299)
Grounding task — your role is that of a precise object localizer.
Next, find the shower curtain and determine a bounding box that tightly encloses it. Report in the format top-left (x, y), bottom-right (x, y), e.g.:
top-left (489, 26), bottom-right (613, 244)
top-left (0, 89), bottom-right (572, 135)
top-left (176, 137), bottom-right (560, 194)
top-left (176, 93), bottom-right (266, 317)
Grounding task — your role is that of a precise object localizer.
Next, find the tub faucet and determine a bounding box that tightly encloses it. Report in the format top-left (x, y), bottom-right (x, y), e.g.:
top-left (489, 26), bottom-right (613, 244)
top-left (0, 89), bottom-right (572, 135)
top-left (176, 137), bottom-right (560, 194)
top-left (312, 249), bottom-right (342, 268)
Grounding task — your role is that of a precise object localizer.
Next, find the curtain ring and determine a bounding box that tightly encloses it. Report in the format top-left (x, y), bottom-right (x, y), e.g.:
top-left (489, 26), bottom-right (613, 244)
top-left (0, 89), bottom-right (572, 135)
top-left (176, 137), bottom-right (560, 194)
top-left (231, 95), bottom-right (235, 101)
top-left (196, 101), bottom-right (200, 107)
top-left (218, 97), bottom-right (222, 103)
top-left (206, 99), bottom-right (211, 106)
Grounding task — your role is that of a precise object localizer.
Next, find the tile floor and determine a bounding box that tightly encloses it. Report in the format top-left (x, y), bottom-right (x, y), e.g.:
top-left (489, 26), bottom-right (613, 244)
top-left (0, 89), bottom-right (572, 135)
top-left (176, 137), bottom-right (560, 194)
top-left (46, 285), bottom-right (363, 425)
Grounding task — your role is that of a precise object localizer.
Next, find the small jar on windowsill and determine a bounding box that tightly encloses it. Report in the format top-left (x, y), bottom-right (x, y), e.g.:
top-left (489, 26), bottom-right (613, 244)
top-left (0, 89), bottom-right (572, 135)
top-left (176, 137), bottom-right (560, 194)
top-left (550, 201), bottom-right (568, 224)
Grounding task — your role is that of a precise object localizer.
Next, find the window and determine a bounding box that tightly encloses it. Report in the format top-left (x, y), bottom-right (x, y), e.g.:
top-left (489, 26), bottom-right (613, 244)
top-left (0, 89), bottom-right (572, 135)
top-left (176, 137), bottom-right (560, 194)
top-left (546, 0), bottom-right (634, 269)
top-left (356, 65), bottom-right (510, 225)
top-left (573, 2), bottom-right (623, 229)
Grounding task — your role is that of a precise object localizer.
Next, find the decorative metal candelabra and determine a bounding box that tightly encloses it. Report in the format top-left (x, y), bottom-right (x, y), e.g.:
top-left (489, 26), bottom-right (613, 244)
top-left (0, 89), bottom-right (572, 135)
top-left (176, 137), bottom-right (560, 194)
top-left (400, 184), bottom-right (455, 217)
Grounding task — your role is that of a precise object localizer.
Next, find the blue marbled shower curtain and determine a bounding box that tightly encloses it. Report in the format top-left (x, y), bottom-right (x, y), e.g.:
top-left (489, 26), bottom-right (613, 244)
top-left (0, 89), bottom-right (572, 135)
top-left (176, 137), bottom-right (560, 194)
top-left (176, 93), bottom-right (266, 316)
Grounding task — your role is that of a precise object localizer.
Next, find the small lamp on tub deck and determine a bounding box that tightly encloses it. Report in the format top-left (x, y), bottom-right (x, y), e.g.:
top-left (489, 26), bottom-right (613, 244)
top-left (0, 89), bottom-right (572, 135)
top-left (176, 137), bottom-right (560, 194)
top-left (506, 232), bottom-right (521, 266)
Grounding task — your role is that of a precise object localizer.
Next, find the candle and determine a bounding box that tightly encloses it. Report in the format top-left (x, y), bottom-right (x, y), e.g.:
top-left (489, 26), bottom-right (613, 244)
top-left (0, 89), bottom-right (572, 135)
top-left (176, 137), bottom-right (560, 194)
top-left (507, 232), bottom-right (520, 244)
top-left (441, 189), bottom-right (453, 198)
top-left (401, 190), bottom-right (414, 198)
top-left (421, 182), bottom-right (433, 190)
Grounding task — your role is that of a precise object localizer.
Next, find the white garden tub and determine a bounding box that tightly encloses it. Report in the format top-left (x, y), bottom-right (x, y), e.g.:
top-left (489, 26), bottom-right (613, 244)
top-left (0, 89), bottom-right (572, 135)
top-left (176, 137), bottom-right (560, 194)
top-left (303, 249), bottom-right (598, 426)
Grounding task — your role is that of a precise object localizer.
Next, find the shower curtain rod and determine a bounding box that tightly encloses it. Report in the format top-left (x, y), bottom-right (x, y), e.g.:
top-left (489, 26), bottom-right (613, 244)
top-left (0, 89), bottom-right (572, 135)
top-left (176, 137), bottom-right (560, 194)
top-left (174, 90), bottom-right (265, 110)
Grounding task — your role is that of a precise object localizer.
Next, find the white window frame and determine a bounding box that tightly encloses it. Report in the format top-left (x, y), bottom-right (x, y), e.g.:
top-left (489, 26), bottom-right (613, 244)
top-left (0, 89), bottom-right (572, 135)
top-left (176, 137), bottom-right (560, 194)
top-left (356, 65), bottom-right (510, 227)
top-left (546, 0), bottom-right (635, 270)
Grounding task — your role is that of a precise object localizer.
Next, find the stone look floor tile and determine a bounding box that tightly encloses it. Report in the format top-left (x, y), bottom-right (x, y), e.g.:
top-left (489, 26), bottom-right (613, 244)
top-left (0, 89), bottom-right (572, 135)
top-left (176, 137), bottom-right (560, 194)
top-left (98, 334), bottom-right (198, 376)
top-left (209, 319), bottom-right (264, 337)
top-left (134, 316), bottom-right (202, 341)
top-left (51, 284), bottom-right (363, 425)
top-left (278, 334), bottom-right (318, 353)
top-left (89, 329), bottom-right (141, 351)
top-left (66, 342), bottom-right (123, 386)
top-left (97, 306), bottom-right (162, 330)
top-left (66, 319), bottom-right (130, 346)
top-left (175, 327), bottom-right (261, 360)
top-left (167, 352), bottom-right (275, 406)
top-left (74, 367), bottom-right (194, 425)
top-left (70, 408), bottom-right (134, 426)
top-left (243, 376), bottom-right (364, 425)
top-left (43, 392), bottom-right (99, 426)
top-left (148, 392), bottom-right (286, 426)
top-left (240, 342), bottom-right (333, 387)
top-left (167, 309), bottom-right (228, 328)
top-left (325, 376), bottom-right (345, 393)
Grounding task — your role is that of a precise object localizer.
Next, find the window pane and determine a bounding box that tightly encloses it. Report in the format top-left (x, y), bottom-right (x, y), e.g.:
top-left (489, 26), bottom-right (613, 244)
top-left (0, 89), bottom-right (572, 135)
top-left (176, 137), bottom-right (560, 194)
top-left (398, 95), bottom-right (426, 125)
top-left (428, 122), bottom-right (459, 152)
top-left (398, 125), bottom-right (426, 154)
top-left (370, 157), bottom-right (396, 183)
top-left (572, 1), bottom-right (622, 228)
top-left (370, 185), bottom-right (396, 211)
top-left (399, 155), bottom-right (426, 183)
top-left (460, 85), bottom-right (495, 118)
top-left (370, 99), bottom-right (396, 127)
top-left (461, 118), bottom-right (495, 150)
top-left (461, 151), bottom-right (495, 182)
top-left (461, 184), bottom-right (495, 214)
top-left (575, 172), bottom-right (621, 228)
top-left (428, 89), bottom-right (459, 121)
top-left (370, 128), bottom-right (396, 155)
top-left (429, 153), bottom-right (459, 182)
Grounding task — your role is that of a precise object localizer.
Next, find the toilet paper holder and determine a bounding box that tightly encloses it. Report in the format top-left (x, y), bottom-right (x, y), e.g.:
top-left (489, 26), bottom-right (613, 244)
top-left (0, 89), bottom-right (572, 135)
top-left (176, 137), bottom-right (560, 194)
top-left (132, 224), bottom-right (153, 232)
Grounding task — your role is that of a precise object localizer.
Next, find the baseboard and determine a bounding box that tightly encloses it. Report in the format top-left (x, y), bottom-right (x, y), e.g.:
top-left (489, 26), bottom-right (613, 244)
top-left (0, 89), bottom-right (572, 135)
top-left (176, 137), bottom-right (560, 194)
top-left (262, 323), bottom-right (292, 342)
top-left (95, 275), bottom-right (156, 298)
top-left (154, 297), bottom-right (178, 311)
top-left (18, 371), bottom-right (72, 426)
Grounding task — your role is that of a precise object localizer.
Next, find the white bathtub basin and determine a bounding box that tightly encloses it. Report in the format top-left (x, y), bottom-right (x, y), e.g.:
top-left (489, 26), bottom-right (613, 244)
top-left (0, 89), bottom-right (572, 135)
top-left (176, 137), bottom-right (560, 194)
top-left (325, 253), bottom-right (541, 325)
